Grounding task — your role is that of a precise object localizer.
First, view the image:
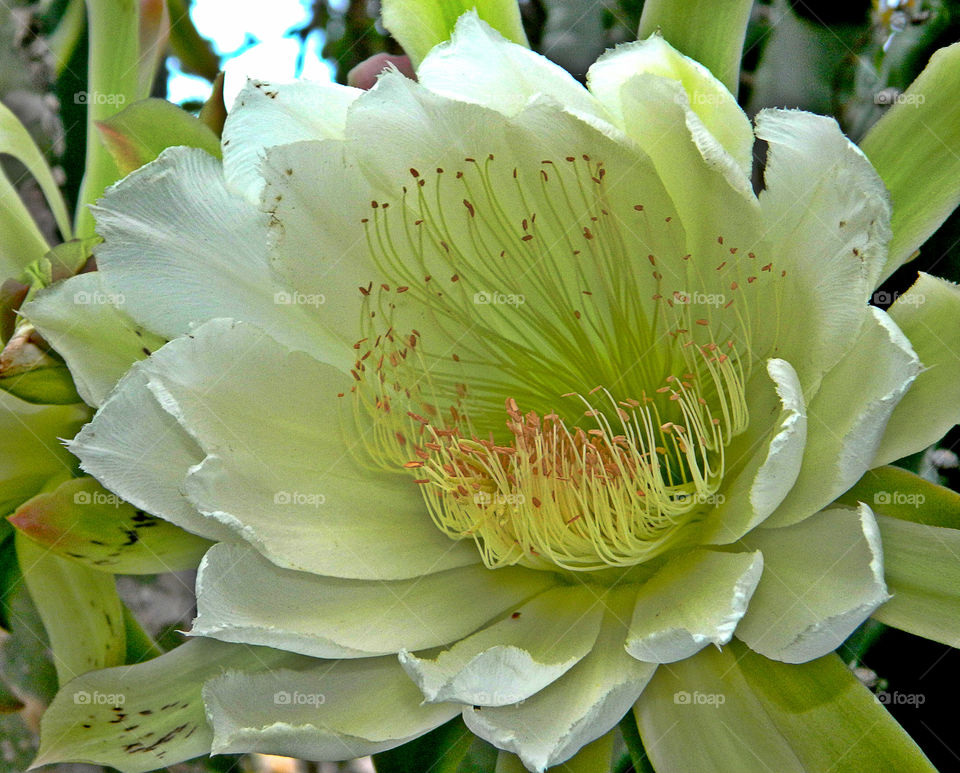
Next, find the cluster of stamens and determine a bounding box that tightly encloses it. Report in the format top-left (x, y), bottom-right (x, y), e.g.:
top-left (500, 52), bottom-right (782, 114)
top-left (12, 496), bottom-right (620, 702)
top-left (340, 149), bottom-right (782, 571)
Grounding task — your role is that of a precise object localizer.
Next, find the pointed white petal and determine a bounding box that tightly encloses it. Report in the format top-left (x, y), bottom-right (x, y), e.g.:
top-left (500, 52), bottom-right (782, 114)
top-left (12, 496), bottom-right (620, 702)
top-left (767, 308), bottom-right (918, 528)
top-left (69, 366), bottom-right (233, 542)
top-left (140, 318), bottom-right (476, 579)
top-left (400, 585), bottom-right (604, 706)
top-left (192, 542), bottom-right (552, 658)
top-left (203, 656), bottom-right (459, 760)
top-left (736, 504), bottom-right (889, 663)
top-left (416, 13), bottom-right (602, 120)
top-left (463, 588), bottom-right (655, 772)
top-left (756, 109), bottom-right (891, 389)
top-left (626, 548), bottom-right (762, 663)
top-left (873, 273), bottom-right (960, 465)
top-left (588, 35), bottom-right (753, 177)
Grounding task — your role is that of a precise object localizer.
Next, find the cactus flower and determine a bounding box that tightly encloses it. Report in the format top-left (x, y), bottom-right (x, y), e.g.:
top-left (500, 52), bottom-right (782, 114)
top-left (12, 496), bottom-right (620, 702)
top-left (28, 13), bottom-right (960, 773)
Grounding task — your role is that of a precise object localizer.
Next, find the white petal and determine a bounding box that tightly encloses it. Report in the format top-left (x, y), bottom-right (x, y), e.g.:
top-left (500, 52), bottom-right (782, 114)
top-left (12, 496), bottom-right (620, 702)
top-left (223, 79), bottom-right (361, 203)
top-left (203, 656), bottom-right (459, 761)
top-left (588, 35), bottom-right (753, 178)
top-left (92, 146), bottom-right (329, 360)
top-left (416, 12), bottom-right (603, 120)
top-left (766, 308), bottom-right (919, 528)
top-left (399, 585), bottom-right (604, 706)
top-left (140, 318), bottom-right (477, 579)
top-left (192, 542), bottom-right (552, 658)
top-left (69, 366), bottom-right (233, 542)
top-left (756, 109), bottom-right (892, 389)
top-left (626, 548), bottom-right (763, 663)
top-left (463, 588), bottom-right (655, 772)
top-left (736, 504), bottom-right (889, 663)
top-left (701, 358), bottom-right (807, 543)
top-left (873, 273), bottom-right (960, 465)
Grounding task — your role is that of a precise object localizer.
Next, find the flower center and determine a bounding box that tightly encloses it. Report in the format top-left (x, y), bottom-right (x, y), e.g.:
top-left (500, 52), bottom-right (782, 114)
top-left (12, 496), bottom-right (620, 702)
top-left (350, 316), bottom-right (748, 571)
top-left (344, 149), bottom-right (779, 571)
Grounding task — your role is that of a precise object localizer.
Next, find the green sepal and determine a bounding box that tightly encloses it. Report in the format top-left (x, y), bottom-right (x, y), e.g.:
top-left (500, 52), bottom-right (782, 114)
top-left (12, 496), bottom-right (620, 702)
top-left (381, 0), bottom-right (528, 69)
top-left (635, 640), bottom-right (934, 771)
top-left (96, 98), bottom-right (223, 178)
top-left (74, 0), bottom-right (142, 237)
top-left (860, 42), bottom-right (960, 282)
top-left (9, 477), bottom-right (213, 574)
top-left (637, 0), bottom-right (753, 94)
top-left (0, 324), bottom-right (82, 405)
top-left (122, 605), bottom-right (164, 664)
top-left (0, 102), bottom-right (73, 253)
top-left (15, 532), bottom-right (126, 686)
top-left (618, 712), bottom-right (655, 773)
top-left (199, 72), bottom-right (228, 138)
